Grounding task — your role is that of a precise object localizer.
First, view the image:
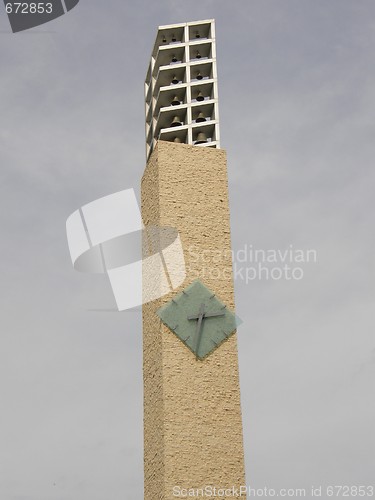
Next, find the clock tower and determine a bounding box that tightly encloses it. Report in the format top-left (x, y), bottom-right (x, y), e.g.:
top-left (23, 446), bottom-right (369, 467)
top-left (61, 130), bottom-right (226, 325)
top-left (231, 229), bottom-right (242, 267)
top-left (142, 20), bottom-right (246, 500)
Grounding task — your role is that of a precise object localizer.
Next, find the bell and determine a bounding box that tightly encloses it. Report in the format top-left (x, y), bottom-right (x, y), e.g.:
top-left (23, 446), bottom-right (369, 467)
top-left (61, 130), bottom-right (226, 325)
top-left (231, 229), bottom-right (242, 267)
top-left (170, 116), bottom-right (182, 127)
top-left (195, 31), bottom-right (200, 39)
top-left (171, 34), bottom-right (177, 42)
top-left (196, 112), bottom-right (206, 123)
top-left (171, 54), bottom-right (178, 63)
top-left (196, 51), bottom-right (202, 59)
top-left (196, 72), bottom-right (203, 80)
top-left (171, 75), bottom-right (179, 84)
top-left (171, 95), bottom-right (180, 106)
top-left (174, 137), bottom-right (182, 143)
top-left (196, 91), bottom-right (205, 102)
top-left (195, 132), bottom-right (207, 144)
top-left (162, 35), bottom-right (167, 43)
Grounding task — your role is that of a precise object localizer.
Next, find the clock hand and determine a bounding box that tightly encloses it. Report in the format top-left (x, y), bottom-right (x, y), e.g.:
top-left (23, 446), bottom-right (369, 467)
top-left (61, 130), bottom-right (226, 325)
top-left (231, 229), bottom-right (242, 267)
top-left (187, 309), bottom-right (225, 320)
top-left (203, 311), bottom-right (225, 318)
top-left (188, 303), bottom-right (225, 359)
top-left (194, 302), bottom-right (205, 360)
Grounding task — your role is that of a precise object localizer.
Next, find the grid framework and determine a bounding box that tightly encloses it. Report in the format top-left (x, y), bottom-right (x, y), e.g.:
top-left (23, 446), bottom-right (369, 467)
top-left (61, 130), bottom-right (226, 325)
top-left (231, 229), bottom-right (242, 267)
top-left (145, 19), bottom-right (220, 160)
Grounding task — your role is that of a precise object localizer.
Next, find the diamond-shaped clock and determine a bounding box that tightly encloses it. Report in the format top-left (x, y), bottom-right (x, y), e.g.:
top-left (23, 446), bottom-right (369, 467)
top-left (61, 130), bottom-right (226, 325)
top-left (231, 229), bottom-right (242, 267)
top-left (157, 280), bottom-right (238, 360)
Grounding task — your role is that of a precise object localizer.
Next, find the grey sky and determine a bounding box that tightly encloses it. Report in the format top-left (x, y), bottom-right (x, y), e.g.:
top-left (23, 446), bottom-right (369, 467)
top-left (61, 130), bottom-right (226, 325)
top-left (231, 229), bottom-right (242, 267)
top-left (0, 1), bottom-right (374, 499)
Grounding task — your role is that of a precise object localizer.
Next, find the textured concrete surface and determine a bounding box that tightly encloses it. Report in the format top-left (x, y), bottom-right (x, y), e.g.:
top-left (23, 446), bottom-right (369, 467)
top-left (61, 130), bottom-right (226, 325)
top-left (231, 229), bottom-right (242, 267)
top-left (142, 141), bottom-right (246, 500)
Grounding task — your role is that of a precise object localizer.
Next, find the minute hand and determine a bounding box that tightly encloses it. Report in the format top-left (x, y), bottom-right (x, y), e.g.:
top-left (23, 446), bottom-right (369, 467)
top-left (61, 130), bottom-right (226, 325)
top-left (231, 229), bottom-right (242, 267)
top-left (194, 303), bottom-right (206, 360)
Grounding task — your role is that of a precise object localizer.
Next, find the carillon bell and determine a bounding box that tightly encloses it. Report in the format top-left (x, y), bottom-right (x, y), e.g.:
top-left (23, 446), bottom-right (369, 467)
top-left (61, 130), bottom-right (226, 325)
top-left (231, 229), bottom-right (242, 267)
top-left (174, 137), bottom-right (182, 143)
top-left (196, 51), bottom-right (202, 59)
top-left (170, 116), bottom-right (182, 127)
top-left (196, 72), bottom-right (203, 80)
top-left (171, 54), bottom-right (178, 63)
top-left (171, 75), bottom-right (179, 84)
top-left (195, 132), bottom-right (207, 144)
top-left (162, 36), bottom-right (167, 43)
top-left (171, 34), bottom-right (177, 42)
top-left (171, 95), bottom-right (180, 106)
top-left (196, 112), bottom-right (206, 123)
top-left (196, 91), bottom-right (204, 102)
top-left (195, 31), bottom-right (200, 38)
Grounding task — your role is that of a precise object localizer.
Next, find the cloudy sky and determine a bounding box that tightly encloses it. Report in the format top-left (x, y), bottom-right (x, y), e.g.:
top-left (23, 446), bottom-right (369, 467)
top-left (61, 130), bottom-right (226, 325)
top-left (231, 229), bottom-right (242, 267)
top-left (0, 1), bottom-right (374, 499)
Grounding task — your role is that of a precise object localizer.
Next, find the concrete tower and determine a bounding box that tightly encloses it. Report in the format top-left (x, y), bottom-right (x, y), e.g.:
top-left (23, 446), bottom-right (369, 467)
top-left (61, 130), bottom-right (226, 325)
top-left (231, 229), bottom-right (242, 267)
top-left (142, 20), bottom-right (246, 500)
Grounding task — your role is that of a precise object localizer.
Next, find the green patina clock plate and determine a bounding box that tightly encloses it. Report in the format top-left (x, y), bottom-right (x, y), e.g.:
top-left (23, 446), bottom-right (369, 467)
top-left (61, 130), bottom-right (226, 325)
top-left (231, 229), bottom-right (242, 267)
top-left (157, 279), bottom-right (238, 360)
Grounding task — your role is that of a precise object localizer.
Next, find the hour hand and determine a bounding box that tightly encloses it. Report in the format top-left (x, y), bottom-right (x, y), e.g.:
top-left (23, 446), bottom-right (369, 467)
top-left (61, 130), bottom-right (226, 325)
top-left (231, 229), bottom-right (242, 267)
top-left (187, 309), bottom-right (225, 320)
top-left (204, 310), bottom-right (225, 318)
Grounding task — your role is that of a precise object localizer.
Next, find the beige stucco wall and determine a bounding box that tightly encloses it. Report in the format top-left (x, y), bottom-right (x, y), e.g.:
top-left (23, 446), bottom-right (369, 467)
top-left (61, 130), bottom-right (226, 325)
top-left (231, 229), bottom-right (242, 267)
top-left (142, 141), bottom-right (246, 500)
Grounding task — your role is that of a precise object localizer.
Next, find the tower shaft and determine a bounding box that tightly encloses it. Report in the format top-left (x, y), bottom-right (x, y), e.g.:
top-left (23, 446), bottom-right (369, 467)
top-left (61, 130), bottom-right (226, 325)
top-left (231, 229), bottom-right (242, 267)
top-left (142, 141), bottom-right (246, 499)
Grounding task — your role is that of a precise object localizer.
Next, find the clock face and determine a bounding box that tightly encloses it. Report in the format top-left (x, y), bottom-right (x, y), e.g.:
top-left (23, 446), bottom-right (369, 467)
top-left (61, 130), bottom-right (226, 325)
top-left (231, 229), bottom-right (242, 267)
top-left (157, 279), bottom-right (238, 360)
